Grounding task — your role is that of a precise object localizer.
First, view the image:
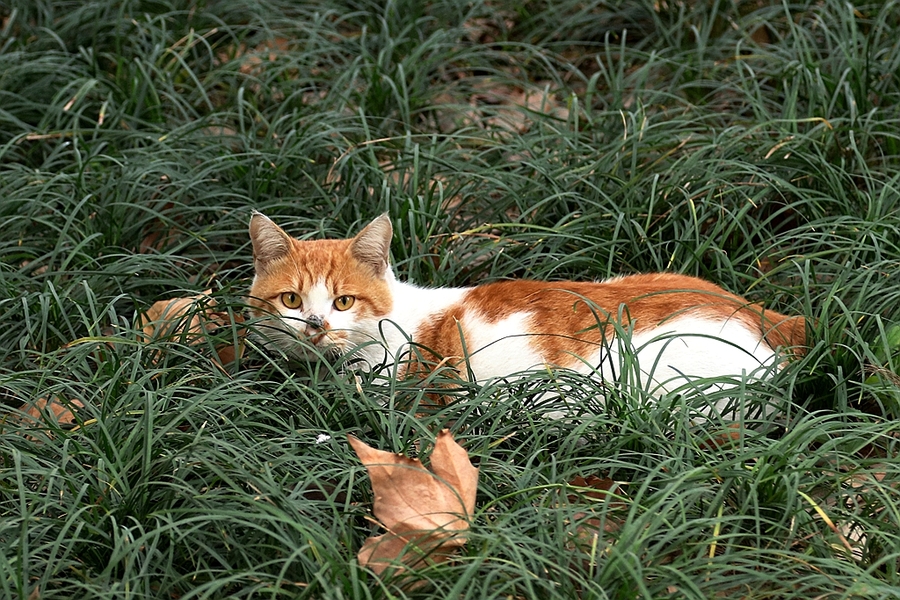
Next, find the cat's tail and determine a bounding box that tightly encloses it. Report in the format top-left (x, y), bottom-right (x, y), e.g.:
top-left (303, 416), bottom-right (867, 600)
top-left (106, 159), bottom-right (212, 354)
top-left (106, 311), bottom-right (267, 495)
top-left (759, 312), bottom-right (807, 356)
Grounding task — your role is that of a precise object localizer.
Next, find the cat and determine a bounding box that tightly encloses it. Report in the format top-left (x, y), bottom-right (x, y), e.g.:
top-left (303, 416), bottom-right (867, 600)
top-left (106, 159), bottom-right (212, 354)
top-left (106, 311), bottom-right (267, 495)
top-left (247, 213), bottom-right (806, 404)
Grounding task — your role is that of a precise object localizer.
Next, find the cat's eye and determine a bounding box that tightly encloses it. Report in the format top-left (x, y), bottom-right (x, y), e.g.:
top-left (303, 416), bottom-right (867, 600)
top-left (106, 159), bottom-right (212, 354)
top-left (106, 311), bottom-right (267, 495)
top-left (281, 292), bottom-right (302, 309)
top-left (333, 295), bottom-right (355, 311)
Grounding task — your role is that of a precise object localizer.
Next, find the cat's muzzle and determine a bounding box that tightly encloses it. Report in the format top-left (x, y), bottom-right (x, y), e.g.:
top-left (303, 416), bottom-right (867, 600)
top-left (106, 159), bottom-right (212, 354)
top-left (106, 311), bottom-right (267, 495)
top-left (306, 314), bottom-right (325, 330)
top-left (303, 314), bottom-right (330, 347)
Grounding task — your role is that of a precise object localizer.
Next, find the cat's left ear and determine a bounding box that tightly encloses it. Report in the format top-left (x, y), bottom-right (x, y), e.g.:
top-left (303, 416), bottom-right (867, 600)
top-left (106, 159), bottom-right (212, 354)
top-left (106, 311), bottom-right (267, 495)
top-left (351, 214), bottom-right (392, 276)
top-left (249, 211), bottom-right (292, 272)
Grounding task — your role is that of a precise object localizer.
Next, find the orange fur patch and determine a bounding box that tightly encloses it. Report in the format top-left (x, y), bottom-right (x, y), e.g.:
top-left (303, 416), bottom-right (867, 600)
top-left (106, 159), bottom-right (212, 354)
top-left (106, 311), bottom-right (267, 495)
top-left (412, 274), bottom-right (805, 372)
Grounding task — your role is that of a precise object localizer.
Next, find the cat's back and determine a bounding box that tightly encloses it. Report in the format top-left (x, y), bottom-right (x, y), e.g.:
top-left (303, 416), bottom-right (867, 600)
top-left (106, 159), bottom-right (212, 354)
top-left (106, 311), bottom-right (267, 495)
top-left (460, 272), bottom-right (752, 327)
top-left (409, 272), bottom-right (804, 382)
top-left (465, 272), bottom-right (803, 347)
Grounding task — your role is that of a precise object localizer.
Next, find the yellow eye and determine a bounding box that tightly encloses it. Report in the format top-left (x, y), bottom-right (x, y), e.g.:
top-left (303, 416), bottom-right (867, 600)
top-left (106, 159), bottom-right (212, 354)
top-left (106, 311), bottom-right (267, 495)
top-left (281, 292), bottom-right (302, 309)
top-left (334, 295), bottom-right (355, 311)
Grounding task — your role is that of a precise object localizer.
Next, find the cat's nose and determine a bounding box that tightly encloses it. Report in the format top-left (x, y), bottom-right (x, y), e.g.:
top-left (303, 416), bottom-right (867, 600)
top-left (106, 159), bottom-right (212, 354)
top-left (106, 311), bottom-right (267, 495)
top-left (306, 314), bottom-right (325, 331)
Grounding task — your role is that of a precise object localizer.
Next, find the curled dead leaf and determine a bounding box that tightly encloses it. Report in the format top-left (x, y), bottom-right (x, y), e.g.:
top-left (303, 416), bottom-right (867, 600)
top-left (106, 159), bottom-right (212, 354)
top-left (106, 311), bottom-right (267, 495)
top-left (566, 474), bottom-right (626, 551)
top-left (698, 423), bottom-right (746, 449)
top-left (569, 475), bottom-right (616, 501)
top-left (214, 37), bottom-right (291, 102)
top-left (216, 37), bottom-right (291, 76)
top-left (4, 396), bottom-right (85, 440)
top-left (139, 290), bottom-right (245, 365)
top-left (140, 201), bottom-right (179, 254)
top-left (349, 430), bottom-right (478, 577)
top-left (433, 80), bottom-right (569, 135)
top-left (16, 396), bottom-right (83, 427)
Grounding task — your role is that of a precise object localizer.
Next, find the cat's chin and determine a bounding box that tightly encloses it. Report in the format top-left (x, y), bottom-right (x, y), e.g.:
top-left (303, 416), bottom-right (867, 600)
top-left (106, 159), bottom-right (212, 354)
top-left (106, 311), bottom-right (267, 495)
top-left (278, 340), bottom-right (342, 362)
top-left (251, 323), bottom-right (343, 362)
top-left (293, 334), bottom-right (344, 361)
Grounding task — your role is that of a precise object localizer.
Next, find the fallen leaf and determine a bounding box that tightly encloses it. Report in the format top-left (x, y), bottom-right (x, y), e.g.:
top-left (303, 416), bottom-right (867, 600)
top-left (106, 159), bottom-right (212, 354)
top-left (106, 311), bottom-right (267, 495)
top-left (698, 423), bottom-right (748, 449)
top-left (15, 396), bottom-right (83, 427)
top-left (139, 200), bottom-right (179, 254)
top-left (349, 430), bottom-right (478, 577)
top-left (566, 474), bottom-right (626, 552)
top-left (216, 37), bottom-right (291, 76)
top-left (4, 396), bottom-right (85, 440)
top-left (462, 13), bottom-right (516, 44)
top-left (139, 290), bottom-right (244, 365)
top-left (433, 79), bottom-right (569, 135)
top-left (214, 37), bottom-right (291, 102)
top-left (569, 475), bottom-right (616, 501)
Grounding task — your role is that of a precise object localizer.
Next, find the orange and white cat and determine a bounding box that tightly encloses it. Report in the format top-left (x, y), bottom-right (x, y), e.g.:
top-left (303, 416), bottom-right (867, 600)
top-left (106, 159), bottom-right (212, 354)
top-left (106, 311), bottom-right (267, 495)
top-left (248, 213), bottom-right (805, 398)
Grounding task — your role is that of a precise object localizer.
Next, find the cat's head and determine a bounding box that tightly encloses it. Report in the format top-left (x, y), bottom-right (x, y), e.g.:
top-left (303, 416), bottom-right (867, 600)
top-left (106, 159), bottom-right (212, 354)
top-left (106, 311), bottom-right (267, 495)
top-left (247, 213), bottom-right (395, 359)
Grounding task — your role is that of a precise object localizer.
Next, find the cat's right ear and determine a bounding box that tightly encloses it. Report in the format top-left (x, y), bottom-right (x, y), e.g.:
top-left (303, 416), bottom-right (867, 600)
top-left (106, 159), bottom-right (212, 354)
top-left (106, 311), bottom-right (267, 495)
top-left (249, 212), bottom-right (292, 272)
top-left (351, 213), bottom-right (392, 276)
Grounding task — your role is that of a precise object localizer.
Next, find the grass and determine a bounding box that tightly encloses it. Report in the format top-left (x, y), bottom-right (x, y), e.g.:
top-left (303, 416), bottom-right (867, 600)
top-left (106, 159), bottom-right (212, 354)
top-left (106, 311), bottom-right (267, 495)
top-left (2, 0), bottom-right (900, 597)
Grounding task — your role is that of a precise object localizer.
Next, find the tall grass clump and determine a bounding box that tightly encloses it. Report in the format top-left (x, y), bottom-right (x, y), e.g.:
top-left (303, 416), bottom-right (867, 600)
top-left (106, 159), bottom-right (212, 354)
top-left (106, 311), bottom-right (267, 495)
top-left (2, 0), bottom-right (899, 598)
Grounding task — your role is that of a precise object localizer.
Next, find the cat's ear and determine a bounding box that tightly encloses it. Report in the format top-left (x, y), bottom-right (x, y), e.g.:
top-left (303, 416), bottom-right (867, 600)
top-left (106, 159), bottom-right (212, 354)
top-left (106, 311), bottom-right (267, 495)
top-left (351, 214), bottom-right (392, 276)
top-left (249, 212), bottom-right (292, 272)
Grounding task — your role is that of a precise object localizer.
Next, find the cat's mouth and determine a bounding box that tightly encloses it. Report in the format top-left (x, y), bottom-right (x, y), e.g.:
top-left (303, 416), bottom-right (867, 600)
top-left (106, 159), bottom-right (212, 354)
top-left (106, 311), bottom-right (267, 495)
top-left (303, 331), bottom-right (345, 360)
top-left (308, 332), bottom-right (328, 346)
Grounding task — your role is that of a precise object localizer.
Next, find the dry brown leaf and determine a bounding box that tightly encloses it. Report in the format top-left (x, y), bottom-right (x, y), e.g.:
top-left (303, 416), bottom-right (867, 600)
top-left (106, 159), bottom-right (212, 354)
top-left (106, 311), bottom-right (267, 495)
top-left (140, 200), bottom-right (179, 254)
top-left (349, 430), bottom-right (478, 577)
top-left (16, 396), bottom-right (83, 427)
top-left (434, 80), bottom-right (569, 135)
top-left (19, 259), bottom-right (49, 276)
top-left (698, 423), bottom-right (746, 449)
top-left (566, 474), bottom-right (626, 550)
top-left (5, 396), bottom-right (85, 440)
top-left (462, 13), bottom-right (516, 44)
top-left (214, 37), bottom-right (291, 103)
top-left (569, 475), bottom-right (616, 501)
top-left (139, 290), bottom-right (245, 364)
top-left (216, 37), bottom-right (291, 76)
